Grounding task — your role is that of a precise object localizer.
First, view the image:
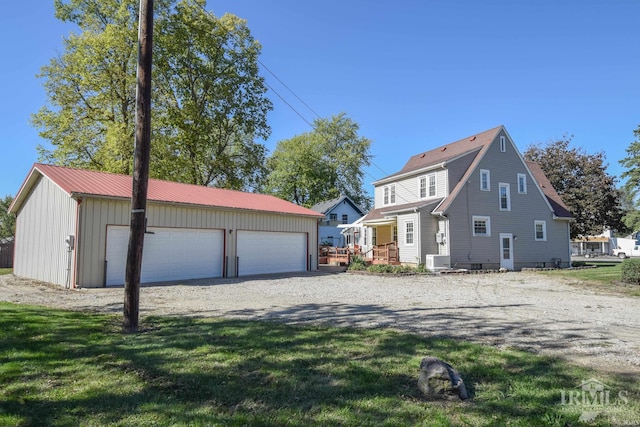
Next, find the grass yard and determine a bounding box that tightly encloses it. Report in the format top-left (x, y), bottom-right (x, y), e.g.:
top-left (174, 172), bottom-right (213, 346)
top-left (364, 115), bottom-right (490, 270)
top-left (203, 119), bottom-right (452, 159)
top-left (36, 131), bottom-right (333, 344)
top-left (536, 262), bottom-right (640, 297)
top-left (1, 303), bottom-right (638, 426)
top-left (0, 268), bottom-right (11, 275)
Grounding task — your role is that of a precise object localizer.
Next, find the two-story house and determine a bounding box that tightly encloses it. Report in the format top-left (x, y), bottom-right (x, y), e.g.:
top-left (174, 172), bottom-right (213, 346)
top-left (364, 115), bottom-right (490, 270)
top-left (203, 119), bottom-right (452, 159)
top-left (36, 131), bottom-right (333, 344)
top-left (311, 195), bottom-right (366, 247)
top-left (360, 125), bottom-right (572, 270)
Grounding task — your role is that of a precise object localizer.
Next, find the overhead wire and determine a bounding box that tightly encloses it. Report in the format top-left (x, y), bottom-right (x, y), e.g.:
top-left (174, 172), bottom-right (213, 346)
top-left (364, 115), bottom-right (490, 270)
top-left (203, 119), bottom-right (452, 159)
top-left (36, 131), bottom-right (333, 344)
top-left (196, 2), bottom-right (423, 206)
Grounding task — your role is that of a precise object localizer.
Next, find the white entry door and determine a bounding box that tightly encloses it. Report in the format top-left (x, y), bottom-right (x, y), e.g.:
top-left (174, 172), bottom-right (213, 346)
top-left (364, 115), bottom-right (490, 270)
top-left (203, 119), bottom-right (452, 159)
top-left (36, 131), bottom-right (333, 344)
top-left (236, 231), bottom-right (307, 276)
top-left (105, 226), bottom-right (224, 286)
top-left (500, 233), bottom-right (514, 270)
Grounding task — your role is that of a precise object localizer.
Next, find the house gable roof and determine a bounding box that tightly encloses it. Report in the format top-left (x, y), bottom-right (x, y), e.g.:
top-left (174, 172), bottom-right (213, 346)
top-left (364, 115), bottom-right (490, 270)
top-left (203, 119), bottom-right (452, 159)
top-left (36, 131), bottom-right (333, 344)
top-left (309, 195), bottom-right (366, 217)
top-left (10, 163), bottom-right (323, 218)
top-left (374, 126), bottom-right (501, 185)
top-left (369, 125), bottom-right (572, 221)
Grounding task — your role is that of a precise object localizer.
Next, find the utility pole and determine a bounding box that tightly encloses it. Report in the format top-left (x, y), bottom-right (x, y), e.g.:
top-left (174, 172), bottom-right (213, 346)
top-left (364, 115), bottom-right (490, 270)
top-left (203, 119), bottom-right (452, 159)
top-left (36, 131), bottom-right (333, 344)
top-left (124, 0), bottom-right (154, 333)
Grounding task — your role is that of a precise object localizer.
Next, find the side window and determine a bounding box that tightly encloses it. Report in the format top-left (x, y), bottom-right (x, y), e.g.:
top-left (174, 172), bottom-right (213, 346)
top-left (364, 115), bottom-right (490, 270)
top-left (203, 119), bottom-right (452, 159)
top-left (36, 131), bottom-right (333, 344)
top-left (499, 183), bottom-right (511, 211)
top-left (428, 174), bottom-right (436, 197)
top-left (472, 216), bottom-right (491, 236)
top-left (480, 169), bottom-right (490, 191)
top-left (518, 173), bottom-right (527, 194)
top-left (534, 220), bottom-right (546, 241)
top-left (405, 221), bottom-right (414, 245)
top-left (500, 136), bottom-right (506, 152)
top-left (390, 184), bottom-right (396, 204)
top-left (419, 176), bottom-right (427, 198)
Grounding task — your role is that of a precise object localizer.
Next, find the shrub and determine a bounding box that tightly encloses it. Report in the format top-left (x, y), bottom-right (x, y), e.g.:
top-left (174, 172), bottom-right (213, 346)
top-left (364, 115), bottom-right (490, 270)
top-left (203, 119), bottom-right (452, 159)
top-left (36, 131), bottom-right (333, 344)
top-left (621, 258), bottom-right (640, 285)
top-left (348, 255), bottom-right (367, 271)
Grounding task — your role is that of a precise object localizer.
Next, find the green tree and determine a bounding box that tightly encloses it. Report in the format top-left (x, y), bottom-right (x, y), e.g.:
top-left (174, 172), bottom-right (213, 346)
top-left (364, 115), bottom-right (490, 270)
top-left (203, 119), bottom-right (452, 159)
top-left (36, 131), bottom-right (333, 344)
top-left (265, 113), bottom-right (372, 209)
top-left (524, 136), bottom-right (626, 238)
top-left (32, 0), bottom-right (272, 190)
top-left (619, 125), bottom-right (640, 232)
top-left (0, 196), bottom-right (16, 240)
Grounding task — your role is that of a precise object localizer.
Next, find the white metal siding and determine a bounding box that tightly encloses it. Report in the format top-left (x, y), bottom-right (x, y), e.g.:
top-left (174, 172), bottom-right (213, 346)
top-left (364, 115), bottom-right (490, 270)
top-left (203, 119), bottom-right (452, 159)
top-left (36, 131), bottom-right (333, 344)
top-left (13, 176), bottom-right (77, 286)
top-left (237, 231), bottom-right (307, 276)
top-left (105, 226), bottom-right (224, 286)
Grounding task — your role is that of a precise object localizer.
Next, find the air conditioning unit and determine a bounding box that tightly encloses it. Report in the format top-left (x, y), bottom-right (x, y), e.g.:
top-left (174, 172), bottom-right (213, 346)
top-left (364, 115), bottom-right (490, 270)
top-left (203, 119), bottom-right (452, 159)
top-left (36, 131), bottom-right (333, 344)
top-left (426, 254), bottom-right (450, 271)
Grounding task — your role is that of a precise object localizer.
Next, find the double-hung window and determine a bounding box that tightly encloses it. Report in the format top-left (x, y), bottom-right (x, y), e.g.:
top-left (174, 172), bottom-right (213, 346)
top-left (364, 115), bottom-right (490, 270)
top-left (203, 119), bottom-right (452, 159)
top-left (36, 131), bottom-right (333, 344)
top-left (419, 176), bottom-right (427, 198)
top-left (517, 173), bottom-right (527, 194)
top-left (480, 169), bottom-right (490, 191)
top-left (534, 220), bottom-right (546, 241)
top-left (383, 184), bottom-right (396, 205)
top-left (342, 214), bottom-right (348, 224)
top-left (499, 183), bottom-right (510, 211)
top-left (472, 216), bottom-right (491, 236)
top-left (428, 174), bottom-right (436, 197)
top-left (405, 221), bottom-right (414, 245)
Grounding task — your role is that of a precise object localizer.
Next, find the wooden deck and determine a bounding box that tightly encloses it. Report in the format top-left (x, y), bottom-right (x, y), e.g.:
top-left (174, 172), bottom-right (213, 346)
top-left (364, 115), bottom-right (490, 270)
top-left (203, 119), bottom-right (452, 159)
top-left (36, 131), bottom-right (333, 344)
top-left (319, 242), bottom-right (399, 266)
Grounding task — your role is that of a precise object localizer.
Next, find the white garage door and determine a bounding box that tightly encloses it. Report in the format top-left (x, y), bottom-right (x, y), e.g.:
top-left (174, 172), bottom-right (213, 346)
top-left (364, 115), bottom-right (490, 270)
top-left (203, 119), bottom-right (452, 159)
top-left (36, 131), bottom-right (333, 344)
top-left (236, 231), bottom-right (307, 276)
top-left (105, 226), bottom-right (224, 286)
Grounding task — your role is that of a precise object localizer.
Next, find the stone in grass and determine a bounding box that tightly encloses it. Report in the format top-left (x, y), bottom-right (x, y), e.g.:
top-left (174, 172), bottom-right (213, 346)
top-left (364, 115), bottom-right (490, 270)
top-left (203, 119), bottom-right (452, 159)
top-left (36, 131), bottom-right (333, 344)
top-left (418, 357), bottom-right (469, 401)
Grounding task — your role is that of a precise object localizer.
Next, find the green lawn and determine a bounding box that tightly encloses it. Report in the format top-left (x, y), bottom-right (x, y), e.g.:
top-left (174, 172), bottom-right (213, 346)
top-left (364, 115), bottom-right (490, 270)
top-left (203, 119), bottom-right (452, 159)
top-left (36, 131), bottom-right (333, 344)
top-left (1, 303), bottom-right (638, 426)
top-left (537, 261), bottom-right (640, 297)
top-left (0, 268), bottom-right (11, 275)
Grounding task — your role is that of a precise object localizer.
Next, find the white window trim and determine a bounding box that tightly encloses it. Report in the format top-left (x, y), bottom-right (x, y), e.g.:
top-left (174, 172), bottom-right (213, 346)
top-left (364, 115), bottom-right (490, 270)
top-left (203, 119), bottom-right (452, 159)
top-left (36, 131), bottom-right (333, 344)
top-left (480, 169), bottom-right (490, 191)
top-left (472, 215), bottom-right (491, 237)
top-left (419, 176), bottom-right (427, 199)
top-left (428, 173), bottom-right (436, 197)
top-left (499, 183), bottom-right (511, 211)
top-left (517, 173), bottom-right (527, 194)
top-left (500, 135), bottom-right (506, 152)
top-left (405, 220), bottom-right (415, 246)
top-left (534, 220), bottom-right (547, 241)
top-left (383, 184), bottom-right (396, 205)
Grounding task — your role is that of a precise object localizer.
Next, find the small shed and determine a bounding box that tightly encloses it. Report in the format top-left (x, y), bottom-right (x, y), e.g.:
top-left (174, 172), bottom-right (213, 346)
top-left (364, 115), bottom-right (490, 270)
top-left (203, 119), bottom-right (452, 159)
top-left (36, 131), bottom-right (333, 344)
top-left (9, 164), bottom-right (322, 288)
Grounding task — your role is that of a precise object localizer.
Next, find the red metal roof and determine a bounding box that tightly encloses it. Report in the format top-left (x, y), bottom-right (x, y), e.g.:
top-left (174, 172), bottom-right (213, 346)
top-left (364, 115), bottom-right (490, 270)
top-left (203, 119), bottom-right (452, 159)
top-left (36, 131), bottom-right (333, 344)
top-left (11, 163), bottom-right (323, 218)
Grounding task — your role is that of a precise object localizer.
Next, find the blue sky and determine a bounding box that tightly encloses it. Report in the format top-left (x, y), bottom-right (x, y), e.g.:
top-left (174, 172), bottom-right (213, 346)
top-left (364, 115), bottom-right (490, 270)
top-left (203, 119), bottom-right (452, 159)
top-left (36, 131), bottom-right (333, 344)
top-left (1, 0), bottom-right (638, 199)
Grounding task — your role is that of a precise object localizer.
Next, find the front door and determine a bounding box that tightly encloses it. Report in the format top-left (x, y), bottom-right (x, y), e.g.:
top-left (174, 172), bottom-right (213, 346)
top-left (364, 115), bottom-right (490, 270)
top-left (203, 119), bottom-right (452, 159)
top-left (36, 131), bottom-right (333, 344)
top-left (500, 233), bottom-right (514, 270)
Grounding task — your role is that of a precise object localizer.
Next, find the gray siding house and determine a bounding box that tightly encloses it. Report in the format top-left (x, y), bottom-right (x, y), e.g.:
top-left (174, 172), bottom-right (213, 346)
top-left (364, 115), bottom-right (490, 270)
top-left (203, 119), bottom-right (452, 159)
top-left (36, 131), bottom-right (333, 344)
top-left (9, 164), bottom-right (322, 288)
top-left (360, 126), bottom-right (572, 270)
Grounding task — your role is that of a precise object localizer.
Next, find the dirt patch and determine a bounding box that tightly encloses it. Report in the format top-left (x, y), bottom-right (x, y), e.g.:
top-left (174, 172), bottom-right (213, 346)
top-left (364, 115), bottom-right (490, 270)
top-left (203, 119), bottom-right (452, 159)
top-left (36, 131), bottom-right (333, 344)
top-left (2, 271), bottom-right (639, 377)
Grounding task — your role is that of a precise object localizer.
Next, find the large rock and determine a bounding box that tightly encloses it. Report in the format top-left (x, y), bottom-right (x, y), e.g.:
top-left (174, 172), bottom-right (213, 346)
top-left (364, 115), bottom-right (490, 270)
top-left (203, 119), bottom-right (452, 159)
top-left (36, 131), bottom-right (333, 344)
top-left (417, 357), bottom-right (469, 400)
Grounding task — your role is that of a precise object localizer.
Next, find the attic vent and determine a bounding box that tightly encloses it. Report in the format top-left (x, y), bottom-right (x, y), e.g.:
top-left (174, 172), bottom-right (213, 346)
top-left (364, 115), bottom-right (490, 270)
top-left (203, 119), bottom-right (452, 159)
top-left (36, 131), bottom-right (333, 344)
top-left (470, 136), bottom-right (476, 141)
top-left (420, 153), bottom-right (426, 158)
top-left (440, 147), bottom-right (447, 152)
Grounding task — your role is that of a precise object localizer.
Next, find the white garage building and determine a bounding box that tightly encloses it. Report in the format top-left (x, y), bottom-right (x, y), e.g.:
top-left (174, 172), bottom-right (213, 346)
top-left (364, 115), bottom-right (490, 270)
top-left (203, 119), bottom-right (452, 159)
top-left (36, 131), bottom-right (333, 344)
top-left (9, 164), bottom-right (322, 288)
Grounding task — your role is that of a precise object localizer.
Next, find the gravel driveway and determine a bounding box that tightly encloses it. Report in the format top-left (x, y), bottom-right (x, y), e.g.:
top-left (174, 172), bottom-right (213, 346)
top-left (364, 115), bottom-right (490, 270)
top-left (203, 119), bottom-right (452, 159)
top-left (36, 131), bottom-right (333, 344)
top-left (2, 271), bottom-right (639, 376)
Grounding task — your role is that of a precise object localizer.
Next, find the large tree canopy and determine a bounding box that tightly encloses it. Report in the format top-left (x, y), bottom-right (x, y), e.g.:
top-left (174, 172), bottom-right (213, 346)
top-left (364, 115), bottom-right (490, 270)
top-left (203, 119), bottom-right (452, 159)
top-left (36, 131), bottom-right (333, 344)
top-left (619, 125), bottom-right (640, 232)
top-left (265, 113), bottom-right (372, 210)
top-left (524, 137), bottom-right (626, 238)
top-left (32, 0), bottom-right (272, 190)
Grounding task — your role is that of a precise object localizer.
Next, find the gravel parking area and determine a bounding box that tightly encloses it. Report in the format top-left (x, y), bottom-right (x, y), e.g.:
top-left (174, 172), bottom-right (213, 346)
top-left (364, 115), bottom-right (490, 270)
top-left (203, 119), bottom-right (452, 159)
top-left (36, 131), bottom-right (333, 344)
top-left (2, 271), bottom-right (639, 376)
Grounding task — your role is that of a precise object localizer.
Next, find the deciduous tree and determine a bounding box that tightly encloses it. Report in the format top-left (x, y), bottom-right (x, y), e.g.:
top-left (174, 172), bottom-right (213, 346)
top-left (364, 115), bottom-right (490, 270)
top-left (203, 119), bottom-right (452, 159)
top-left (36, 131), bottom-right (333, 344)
top-left (0, 196), bottom-right (16, 240)
top-left (265, 113), bottom-right (372, 209)
top-left (32, 0), bottom-right (271, 191)
top-left (524, 136), bottom-right (626, 238)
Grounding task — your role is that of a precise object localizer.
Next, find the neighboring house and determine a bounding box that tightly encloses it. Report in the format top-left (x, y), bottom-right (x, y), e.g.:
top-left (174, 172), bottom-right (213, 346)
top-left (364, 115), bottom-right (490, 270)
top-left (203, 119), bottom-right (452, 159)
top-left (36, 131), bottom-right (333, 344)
top-left (310, 195), bottom-right (366, 247)
top-left (9, 164), bottom-right (323, 288)
top-left (359, 126), bottom-right (573, 270)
